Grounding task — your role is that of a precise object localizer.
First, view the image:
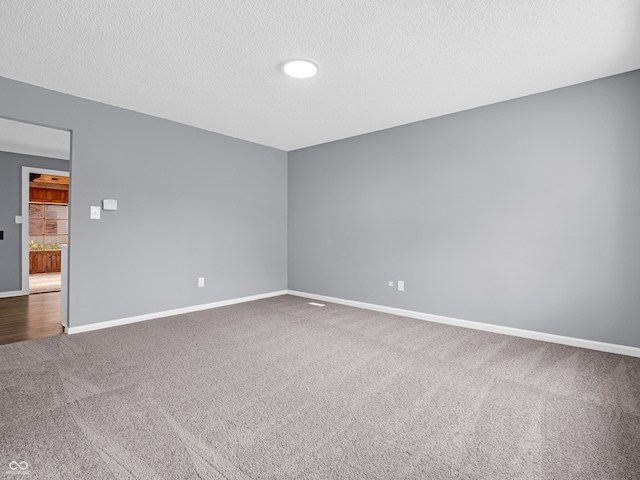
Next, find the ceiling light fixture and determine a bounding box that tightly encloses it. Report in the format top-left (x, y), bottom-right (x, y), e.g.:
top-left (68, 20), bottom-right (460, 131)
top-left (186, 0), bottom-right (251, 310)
top-left (283, 60), bottom-right (318, 79)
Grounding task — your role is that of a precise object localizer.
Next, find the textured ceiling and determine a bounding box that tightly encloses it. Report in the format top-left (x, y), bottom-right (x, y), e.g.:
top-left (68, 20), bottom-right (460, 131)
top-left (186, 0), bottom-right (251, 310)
top-left (1, 1), bottom-right (639, 151)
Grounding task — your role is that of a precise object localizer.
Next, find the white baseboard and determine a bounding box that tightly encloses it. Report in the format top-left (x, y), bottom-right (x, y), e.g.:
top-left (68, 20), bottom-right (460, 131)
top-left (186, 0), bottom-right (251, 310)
top-left (66, 290), bottom-right (289, 334)
top-left (287, 290), bottom-right (640, 358)
top-left (0, 290), bottom-right (26, 299)
top-left (64, 288), bottom-right (640, 358)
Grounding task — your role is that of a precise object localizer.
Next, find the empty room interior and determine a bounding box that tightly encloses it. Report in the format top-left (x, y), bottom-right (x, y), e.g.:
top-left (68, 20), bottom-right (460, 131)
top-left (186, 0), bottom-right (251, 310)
top-left (1, 1), bottom-right (639, 479)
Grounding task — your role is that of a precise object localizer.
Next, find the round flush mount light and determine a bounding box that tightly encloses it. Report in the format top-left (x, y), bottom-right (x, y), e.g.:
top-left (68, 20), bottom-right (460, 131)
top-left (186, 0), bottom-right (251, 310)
top-left (283, 59), bottom-right (318, 79)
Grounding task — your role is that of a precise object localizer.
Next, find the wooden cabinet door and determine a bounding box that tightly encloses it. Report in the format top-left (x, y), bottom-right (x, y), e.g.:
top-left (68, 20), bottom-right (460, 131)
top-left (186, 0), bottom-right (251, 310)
top-left (30, 187), bottom-right (68, 204)
top-left (29, 251), bottom-right (62, 274)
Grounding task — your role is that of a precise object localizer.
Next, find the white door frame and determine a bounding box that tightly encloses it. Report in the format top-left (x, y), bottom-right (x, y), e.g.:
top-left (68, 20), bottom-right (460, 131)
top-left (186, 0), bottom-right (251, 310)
top-left (21, 166), bottom-right (70, 294)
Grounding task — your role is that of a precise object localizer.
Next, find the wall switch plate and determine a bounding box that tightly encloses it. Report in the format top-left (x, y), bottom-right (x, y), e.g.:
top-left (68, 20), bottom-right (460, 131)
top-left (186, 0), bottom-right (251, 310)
top-left (388, 281), bottom-right (394, 287)
top-left (90, 206), bottom-right (101, 219)
top-left (198, 277), bottom-right (205, 288)
top-left (15, 216), bottom-right (22, 224)
top-left (398, 280), bottom-right (405, 292)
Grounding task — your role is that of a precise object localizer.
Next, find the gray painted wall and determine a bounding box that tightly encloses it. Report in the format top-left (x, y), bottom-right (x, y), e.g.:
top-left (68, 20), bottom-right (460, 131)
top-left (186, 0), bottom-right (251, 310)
top-left (0, 151), bottom-right (69, 292)
top-left (289, 70), bottom-right (640, 348)
top-left (0, 77), bottom-right (287, 327)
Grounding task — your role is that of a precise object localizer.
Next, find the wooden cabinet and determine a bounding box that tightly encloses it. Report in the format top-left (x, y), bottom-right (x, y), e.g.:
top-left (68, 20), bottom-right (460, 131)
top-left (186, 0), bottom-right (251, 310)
top-left (29, 250), bottom-right (61, 274)
top-left (29, 187), bottom-right (68, 204)
top-left (28, 182), bottom-right (68, 274)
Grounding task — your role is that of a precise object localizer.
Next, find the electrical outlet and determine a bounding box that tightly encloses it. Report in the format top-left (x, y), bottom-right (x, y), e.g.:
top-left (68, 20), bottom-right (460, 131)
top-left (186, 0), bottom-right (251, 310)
top-left (90, 206), bottom-right (101, 220)
top-left (388, 281), bottom-right (394, 287)
top-left (398, 280), bottom-right (405, 292)
top-left (198, 277), bottom-right (205, 288)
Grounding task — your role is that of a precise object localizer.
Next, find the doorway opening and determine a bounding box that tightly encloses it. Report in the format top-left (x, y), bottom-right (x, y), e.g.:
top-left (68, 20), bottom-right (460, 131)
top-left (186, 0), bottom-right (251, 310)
top-left (0, 116), bottom-right (71, 345)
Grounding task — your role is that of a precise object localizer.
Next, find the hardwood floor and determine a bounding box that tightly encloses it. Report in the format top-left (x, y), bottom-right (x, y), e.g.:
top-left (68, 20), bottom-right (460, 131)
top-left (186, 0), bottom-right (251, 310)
top-left (0, 292), bottom-right (63, 346)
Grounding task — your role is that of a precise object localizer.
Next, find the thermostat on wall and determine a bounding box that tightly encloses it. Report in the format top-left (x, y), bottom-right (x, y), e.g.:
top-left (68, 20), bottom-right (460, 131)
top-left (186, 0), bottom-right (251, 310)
top-left (102, 199), bottom-right (117, 211)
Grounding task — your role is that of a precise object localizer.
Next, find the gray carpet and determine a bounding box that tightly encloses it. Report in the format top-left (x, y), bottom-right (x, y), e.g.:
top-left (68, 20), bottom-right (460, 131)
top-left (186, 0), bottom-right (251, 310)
top-left (1, 294), bottom-right (639, 479)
